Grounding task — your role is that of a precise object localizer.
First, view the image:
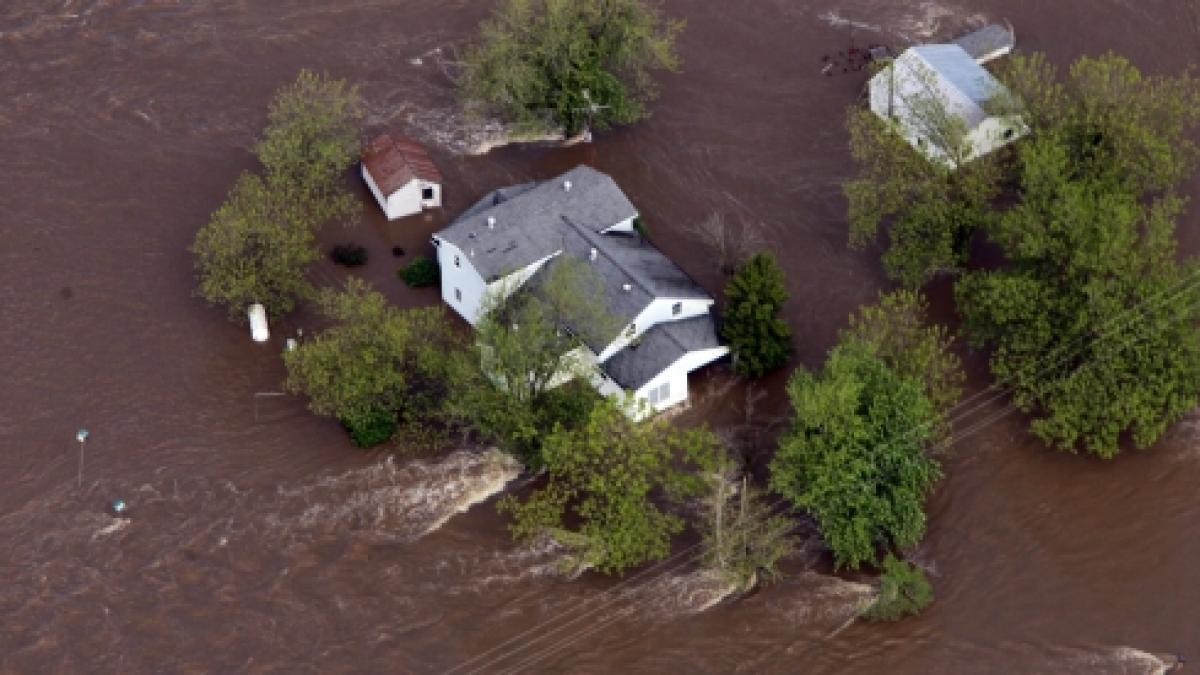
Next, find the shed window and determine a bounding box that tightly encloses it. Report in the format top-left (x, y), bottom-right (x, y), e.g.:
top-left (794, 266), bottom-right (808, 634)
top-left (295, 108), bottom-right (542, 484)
top-left (422, 186), bottom-right (435, 200)
top-left (672, 302), bottom-right (682, 316)
top-left (1002, 128), bottom-right (1015, 140)
top-left (454, 288), bottom-right (462, 302)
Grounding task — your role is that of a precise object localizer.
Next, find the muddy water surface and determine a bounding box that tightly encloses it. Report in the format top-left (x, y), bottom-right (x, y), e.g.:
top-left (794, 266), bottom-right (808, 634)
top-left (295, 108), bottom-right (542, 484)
top-left (2, 1), bottom-right (1198, 672)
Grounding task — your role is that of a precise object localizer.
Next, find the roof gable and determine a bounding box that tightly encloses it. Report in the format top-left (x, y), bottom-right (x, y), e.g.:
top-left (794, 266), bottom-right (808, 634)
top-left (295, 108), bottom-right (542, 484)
top-left (362, 134), bottom-right (442, 195)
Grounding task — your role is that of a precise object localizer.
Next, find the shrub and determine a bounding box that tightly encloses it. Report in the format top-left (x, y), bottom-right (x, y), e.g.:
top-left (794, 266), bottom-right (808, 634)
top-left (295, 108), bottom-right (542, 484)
top-left (331, 244), bottom-right (368, 267)
top-left (399, 256), bottom-right (440, 287)
top-left (633, 216), bottom-right (649, 237)
top-left (861, 554), bottom-right (934, 621)
top-left (340, 408), bottom-right (397, 448)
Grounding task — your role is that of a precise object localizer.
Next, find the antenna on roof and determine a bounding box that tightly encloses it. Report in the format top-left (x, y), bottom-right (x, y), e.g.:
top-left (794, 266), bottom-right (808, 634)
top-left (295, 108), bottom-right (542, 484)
top-left (572, 89), bottom-right (610, 142)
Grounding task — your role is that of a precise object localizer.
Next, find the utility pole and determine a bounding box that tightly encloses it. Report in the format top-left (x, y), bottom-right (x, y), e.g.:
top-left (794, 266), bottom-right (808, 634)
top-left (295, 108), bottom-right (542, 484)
top-left (75, 428), bottom-right (89, 488)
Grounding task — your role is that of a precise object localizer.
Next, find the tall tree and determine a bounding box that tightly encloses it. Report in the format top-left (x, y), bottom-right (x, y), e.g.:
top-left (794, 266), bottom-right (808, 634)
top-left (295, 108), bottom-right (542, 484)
top-left (459, 0), bottom-right (683, 134)
top-left (474, 257), bottom-right (619, 405)
top-left (256, 69), bottom-right (366, 211)
top-left (844, 106), bottom-right (1002, 288)
top-left (283, 278), bottom-right (460, 447)
top-left (693, 444), bottom-right (795, 591)
top-left (770, 339), bottom-right (941, 570)
top-left (842, 289), bottom-right (964, 422)
top-left (498, 399), bottom-right (714, 575)
top-left (721, 253), bottom-right (792, 378)
top-left (190, 173), bottom-right (319, 318)
top-left (997, 52), bottom-right (1200, 196)
top-left (956, 137), bottom-right (1200, 458)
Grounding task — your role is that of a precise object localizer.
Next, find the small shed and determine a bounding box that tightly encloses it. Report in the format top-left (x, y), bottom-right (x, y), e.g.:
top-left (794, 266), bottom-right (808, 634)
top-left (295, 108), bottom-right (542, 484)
top-left (361, 134), bottom-right (443, 220)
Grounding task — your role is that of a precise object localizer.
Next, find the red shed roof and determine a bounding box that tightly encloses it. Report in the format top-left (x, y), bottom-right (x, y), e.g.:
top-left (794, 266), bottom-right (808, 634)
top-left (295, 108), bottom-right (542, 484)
top-left (361, 133), bottom-right (442, 195)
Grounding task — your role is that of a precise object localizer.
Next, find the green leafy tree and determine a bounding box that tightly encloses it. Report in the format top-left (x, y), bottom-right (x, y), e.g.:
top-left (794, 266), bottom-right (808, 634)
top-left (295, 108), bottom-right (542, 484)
top-left (770, 339), bottom-right (941, 570)
top-left (998, 52), bottom-right (1200, 196)
top-left (190, 173), bottom-right (319, 318)
top-left (459, 0), bottom-right (683, 134)
top-left (842, 289), bottom-right (964, 422)
top-left (861, 554), bottom-right (933, 621)
top-left (844, 106), bottom-right (1001, 287)
top-left (474, 257), bottom-right (619, 405)
top-left (956, 137), bottom-right (1200, 458)
top-left (283, 278), bottom-right (460, 447)
top-left (721, 253), bottom-right (792, 378)
top-left (498, 400), bottom-right (712, 575)
top-left (256, 69), bottom-right (366, 210)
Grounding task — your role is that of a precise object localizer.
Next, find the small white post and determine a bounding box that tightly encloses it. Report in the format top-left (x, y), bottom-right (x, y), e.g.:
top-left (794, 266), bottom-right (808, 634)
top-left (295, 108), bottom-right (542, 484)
top-left (75, 428), bottom-right (89, 488)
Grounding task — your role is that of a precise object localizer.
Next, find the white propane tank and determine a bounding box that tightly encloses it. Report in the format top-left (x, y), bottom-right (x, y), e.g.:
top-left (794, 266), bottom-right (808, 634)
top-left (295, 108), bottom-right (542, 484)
top-left (248, 303), bottom-right (269, 343)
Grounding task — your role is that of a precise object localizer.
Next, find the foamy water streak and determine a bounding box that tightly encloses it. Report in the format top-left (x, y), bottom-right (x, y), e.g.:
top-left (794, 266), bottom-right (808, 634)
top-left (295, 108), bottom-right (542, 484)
top-left (270, 448), bottom-right (522, 542)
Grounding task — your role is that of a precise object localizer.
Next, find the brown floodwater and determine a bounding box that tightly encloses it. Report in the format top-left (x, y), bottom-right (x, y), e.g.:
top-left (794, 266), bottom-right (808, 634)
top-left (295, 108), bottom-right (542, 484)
top-left (2, 0), bottom-right (1198, 673)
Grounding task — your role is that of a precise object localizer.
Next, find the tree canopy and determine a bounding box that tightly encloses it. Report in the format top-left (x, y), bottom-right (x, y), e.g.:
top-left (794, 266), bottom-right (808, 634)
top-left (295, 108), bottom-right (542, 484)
top-left (842, 289), bottom-right (964, 422)
top-left (770, 339), bottom-right (941, 570)
top-left (192, 71), bottom-right (364, 320)
top-left (721, 253), bottom-right (793, 378)
top-left (844, 106), bottom-right (1001, 288)
top-left (474, 257), bottom-right (619, 405)
top-left (191, 173), bottom-right (319, 318)
top-left (498, 399), bottom-right (715, 575)
top-left (956, 137), bottom-right (1200, 457)
top-left (459, 0), bottom-right (683, 134)
top-left (255, 69), bottom-right (365, 208)
top-left (283, 278), bottom-right (460, 447)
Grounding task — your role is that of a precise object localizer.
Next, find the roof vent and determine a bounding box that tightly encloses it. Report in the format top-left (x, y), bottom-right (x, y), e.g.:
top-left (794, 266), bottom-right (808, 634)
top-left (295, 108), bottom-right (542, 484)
top-left (589, 247), bottom-right (598, 261)
top-left (563, 180), bottom-right (572, 192)
top-left (622, 283), bottom-right (632, 292)
top-left (487, 216), bottom-right (496, 229)
top-left (469, 249), bottom-right (475, 257)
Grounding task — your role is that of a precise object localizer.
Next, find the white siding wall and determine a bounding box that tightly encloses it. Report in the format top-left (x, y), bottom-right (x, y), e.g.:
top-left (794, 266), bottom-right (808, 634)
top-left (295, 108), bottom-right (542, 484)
top-left (385, 180), bottom-right (423, 220)
top-left (362, 165), bottom-right (390, 216)
top-left (434, 238), bottom-right (489, 325)
top-left (362, 164), bottom-right (441, 220)
top-left (633, 346), bottom-right (730, 417)
top-left (596, 298), bottom-right (714, 363)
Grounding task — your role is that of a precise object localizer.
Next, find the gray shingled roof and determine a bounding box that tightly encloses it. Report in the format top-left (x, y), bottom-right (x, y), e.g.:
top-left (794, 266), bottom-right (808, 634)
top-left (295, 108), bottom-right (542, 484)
top-left (906, 44), bottom-right (1005, 128)
top-left (952, 24), bottom-right (1014, 64)
top-left (435, 165), bottom-right (638, 281)
top-left (602, 316), bottom-right (724, 390)
top-left (437, 165), bottom-right (714, 351)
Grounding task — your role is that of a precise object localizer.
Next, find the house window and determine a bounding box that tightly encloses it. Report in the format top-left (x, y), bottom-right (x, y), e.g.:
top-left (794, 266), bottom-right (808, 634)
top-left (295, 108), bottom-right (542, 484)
top-left (658, 381), bottom-right (670, 402)
top-left (422, 186), bottom-right (435, 200)
top-left (454, 255), bottom-right (461, 267)
top-left (454, 288), bottom-right (462, 302)
top-left (672, 302), bottom-right (682, 316)
top-left (647, 386), bottom-right (659, 405)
